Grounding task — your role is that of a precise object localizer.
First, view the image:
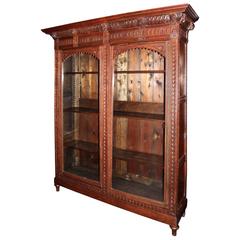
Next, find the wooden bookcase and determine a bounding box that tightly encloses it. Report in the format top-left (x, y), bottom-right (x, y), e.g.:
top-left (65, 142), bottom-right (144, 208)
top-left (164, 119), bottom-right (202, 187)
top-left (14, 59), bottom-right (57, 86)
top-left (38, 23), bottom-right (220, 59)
top-left (42, 4), bottom-right (198, 236)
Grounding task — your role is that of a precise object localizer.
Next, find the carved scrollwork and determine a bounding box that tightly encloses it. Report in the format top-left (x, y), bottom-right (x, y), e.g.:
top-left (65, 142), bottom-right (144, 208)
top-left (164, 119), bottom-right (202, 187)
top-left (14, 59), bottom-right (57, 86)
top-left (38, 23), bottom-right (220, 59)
top-left (174, 13), bottom-right (195, 31)
top-left (186, 21), bottom-right (195, 31)
top-left (62, 48), bottom-right (99, 61)
top-left (101, 23), bottom-right (109, 32)
top-left (52, 11), bottom-right (195, 39)
top-left (108, 13), bottom-right (179, 30)
top-left (113, 44), bottom-right (165, 59)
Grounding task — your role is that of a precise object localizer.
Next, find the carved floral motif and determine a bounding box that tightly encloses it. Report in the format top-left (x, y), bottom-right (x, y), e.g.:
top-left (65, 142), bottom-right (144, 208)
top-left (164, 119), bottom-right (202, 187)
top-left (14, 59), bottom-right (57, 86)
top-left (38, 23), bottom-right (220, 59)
top-left (53, 12), bottom-right (194, 40)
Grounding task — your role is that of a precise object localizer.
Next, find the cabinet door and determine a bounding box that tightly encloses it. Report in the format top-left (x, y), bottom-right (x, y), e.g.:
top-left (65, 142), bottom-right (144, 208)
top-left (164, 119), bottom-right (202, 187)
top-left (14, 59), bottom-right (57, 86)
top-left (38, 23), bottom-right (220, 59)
top-left (112, 48), bottom-right (165, 202)
top-left (62, 53), bottom-right (100, 181)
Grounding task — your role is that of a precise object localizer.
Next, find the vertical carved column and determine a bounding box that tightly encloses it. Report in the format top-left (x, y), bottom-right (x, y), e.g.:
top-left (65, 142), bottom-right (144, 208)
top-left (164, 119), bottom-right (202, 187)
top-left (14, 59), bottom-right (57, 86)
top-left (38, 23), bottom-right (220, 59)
top-left (165, 33), bottom-right (179, 215)
top-left (54, 47), bottom-right (63, 176)
top-left (99, 23), bottom-right (109, 192)
top-left (72, 30), bottom-right (78, 48)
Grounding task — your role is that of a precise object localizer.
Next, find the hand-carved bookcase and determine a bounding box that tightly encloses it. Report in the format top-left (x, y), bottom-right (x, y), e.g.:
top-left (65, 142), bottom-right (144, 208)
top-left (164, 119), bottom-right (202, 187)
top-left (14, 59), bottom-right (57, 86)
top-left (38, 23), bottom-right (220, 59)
top-left (42, 4), bottom-right (198, 236)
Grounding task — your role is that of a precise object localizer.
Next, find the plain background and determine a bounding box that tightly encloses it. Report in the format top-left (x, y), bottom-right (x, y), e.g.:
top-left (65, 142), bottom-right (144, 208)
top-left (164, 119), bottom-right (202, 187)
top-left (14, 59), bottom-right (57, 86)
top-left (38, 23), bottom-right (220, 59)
top-left (1, 0), bottom-right (240, 239)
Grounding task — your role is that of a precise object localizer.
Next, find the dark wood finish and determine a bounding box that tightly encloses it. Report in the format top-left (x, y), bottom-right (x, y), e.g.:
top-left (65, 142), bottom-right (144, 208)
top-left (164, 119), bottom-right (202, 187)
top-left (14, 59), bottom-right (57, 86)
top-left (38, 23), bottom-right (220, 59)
top-left (42, 4), bottom-right (198, 236)
top-left (170, 225), bottom-right (179, 236)
top-left (55, 185), bottom-right (60, 192)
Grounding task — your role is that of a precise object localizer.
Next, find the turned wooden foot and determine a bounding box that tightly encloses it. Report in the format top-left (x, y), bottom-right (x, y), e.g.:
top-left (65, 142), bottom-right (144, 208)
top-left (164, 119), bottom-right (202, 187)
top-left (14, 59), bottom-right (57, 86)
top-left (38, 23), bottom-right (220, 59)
top-left (55, 185), bottom-right (60, 192)
top-left (170, 225), bottom-right (179, 236)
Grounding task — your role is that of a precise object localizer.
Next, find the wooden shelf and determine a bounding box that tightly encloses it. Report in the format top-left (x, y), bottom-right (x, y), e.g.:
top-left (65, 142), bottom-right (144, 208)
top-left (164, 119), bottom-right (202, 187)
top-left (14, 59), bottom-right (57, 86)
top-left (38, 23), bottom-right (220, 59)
top-left (112, 177), bottom-right (163, 201)
top-left (65, 166), bottom-right (99, 181)
top-left (64, 71), bottom-right (98, 75)
top-left (64, 107), bottom-right (98, 113)
top-left (64, 140), bottom-right (163, 166)
top-left (64, 98), bottom-right (164, 120)
top-left (114, 110), bottom-right (164, 120)
top-left (65, 140), bottom-right (98, 152)
top-left (114, 100), bottom-right (164, 119)
top-left (114, 70), bottom-right (165, 74)
top-left (113, 148), bottom-right (163, 166)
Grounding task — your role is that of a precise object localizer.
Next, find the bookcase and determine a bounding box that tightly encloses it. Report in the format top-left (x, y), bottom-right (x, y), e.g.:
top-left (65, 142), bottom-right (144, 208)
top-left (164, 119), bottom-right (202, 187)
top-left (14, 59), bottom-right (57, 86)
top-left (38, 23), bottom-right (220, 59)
top-left (42, 4), bottom-right (198, 236)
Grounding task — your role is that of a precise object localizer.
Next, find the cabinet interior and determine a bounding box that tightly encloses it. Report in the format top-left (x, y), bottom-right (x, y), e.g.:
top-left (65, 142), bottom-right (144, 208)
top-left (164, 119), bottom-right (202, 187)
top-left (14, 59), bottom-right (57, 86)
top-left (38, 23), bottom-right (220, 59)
top-left (112, 48), bottom-right (165, 201)
top-left (62, 48), bottom-right (165, 201)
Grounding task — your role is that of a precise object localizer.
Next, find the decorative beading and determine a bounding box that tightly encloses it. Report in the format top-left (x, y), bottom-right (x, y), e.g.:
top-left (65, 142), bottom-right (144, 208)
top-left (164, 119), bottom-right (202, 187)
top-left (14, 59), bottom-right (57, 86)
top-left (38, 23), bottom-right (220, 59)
top-left (169, 40), bottom-right (177, 212)
top-left (109, 191), bottom-right (170, 214)
top-left (101, 45), bottom-right (108, 193)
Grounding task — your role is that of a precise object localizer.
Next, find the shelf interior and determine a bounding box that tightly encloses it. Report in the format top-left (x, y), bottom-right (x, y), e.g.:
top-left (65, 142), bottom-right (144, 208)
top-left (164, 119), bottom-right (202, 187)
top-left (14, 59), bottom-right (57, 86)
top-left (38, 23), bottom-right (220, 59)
top-left (65, 166), bottom-right (99, 181)
top-left (114, 70), bottom-right (165, 74)
top-left (64, 98), bottom-right (164, 120)
top-left (62, 49), bottom-right (165, 201)
top-left (65, 140), bottom-right (163, 166)
top-left (64, 71), bottom-right (98, 75)
top-left (112, 177), bottom-right (163, 201)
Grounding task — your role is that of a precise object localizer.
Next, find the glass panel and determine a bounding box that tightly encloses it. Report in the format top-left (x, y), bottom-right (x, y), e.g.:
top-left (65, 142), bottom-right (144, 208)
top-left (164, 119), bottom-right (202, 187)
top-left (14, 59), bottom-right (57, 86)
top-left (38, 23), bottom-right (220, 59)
top-left (112, 49), bottom-right (165, 201)
top-left (63, 53), bottom-right (99, 181)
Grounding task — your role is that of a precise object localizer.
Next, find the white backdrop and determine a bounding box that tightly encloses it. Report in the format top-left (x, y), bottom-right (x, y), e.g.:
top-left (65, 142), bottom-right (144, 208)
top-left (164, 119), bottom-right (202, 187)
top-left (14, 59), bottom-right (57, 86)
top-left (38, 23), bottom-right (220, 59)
top-left (0, 0), bottom-right (240, 239)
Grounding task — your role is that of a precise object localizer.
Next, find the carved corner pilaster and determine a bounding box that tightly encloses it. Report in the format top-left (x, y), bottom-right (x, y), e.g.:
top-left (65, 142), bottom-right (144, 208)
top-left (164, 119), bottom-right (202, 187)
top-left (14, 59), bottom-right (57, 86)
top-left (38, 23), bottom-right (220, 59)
top-left (101, 23), bottom-right (110, 44)
top-left (72, 30), bottom-right (78, 47)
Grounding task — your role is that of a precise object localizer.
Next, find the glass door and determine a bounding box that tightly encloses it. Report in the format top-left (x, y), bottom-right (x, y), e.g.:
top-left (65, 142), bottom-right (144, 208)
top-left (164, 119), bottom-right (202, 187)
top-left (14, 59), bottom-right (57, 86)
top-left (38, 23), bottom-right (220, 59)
top-left (112, 48), bottom-right (165, 201)
top-left (62, 53), bottom-right (100, 181)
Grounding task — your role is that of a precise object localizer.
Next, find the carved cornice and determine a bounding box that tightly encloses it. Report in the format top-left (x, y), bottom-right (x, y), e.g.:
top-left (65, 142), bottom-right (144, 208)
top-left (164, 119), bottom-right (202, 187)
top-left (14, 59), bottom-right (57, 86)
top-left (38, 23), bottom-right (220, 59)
top-left (108, 12), bottom-right (188, 31)
top-left (48, 11), bottom-right (196, 39)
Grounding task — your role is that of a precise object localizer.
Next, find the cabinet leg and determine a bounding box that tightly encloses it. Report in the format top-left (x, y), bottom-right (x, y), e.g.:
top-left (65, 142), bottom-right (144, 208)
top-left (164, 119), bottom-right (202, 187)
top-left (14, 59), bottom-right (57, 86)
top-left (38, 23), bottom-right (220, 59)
top-left (55, 185), bottom-right (60, 192)
top-left (170, 225), bottom-right (179, 236)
